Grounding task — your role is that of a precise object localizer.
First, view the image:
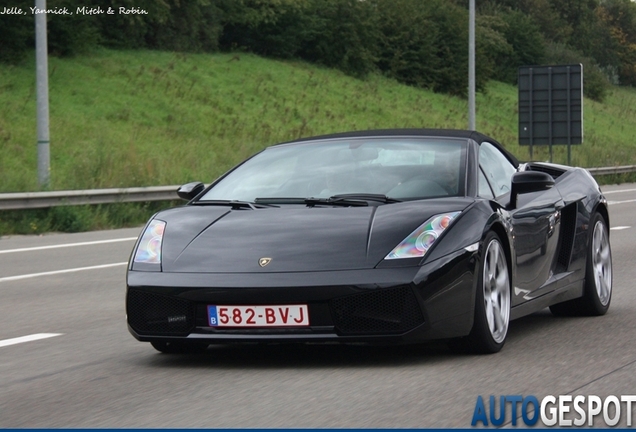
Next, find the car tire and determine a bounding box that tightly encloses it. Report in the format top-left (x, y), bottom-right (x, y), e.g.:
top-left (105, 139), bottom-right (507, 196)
top-left (550, 212), bottom-right (612, 317)
top-left (151, 341), bottom-right (208, 354)
top-left (453, 232), bottom-right (511, 354)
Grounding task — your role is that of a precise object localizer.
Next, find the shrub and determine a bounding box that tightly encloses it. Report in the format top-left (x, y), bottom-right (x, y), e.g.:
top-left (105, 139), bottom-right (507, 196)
top-left (545, 43), bottom-right (610, 102)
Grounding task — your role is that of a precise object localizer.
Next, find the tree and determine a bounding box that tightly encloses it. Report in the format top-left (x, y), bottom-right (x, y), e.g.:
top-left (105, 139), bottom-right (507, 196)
top-left (375, 0), bottom-right (441, 88)
top-left (0, 13), bottom-right (32, 63)
top-left (597, 0), bottom-right (636, 86)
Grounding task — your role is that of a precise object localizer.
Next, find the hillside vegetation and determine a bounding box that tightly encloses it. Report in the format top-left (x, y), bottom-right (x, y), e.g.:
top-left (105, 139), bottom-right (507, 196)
top-left (1, 49), bottom-right (636, 234)
top-left (2, 49), bottom-right (636, 193)
top-left (3, 0), bottom-right (636, 100)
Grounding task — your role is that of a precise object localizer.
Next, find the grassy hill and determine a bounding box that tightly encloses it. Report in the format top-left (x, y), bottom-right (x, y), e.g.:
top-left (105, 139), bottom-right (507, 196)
top-left (2, 48), bottom-right (636, 194)
top-left (1, 49), bottom-right (636, 234)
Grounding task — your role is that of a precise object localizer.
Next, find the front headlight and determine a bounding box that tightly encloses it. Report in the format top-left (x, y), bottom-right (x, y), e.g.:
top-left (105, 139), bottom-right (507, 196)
top-left (385, 212), bottom-right (460, 260)
top-left (133, 219), bottom-right (166, 264)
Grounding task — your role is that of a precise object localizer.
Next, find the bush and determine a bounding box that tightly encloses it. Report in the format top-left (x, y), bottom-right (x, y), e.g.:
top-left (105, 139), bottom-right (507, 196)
top-left (0, 14), bottom-right (33, 64)
top-left (375, 0), bottom-right (441, 88)
top-left (218, 0), bottom-right (310, 58)
top-left (297, 0), bottom-right (379, 77)
top-left (500, 10), bottom-right (546, 82)
top-left (376, 0), bottom-right (480, 96)
top-left (545, 43), bottom-right (610, 102)
top-left (427, 0), bottom-right (473, 95)
top-left (148, 3), bottom-right (223, 52)
top-left (219, 0), bottom-right (379, 78)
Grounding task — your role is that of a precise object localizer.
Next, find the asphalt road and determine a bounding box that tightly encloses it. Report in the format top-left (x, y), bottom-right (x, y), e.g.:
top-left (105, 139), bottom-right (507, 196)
top-left (0, 184), bottom-right (635, 428)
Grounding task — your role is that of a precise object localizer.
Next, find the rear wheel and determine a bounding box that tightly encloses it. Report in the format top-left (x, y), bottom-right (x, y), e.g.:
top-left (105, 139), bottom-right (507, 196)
top-left (550, 212), bottom-right (612, 316)
top-left (453, 232), bottom-right (511, 354)
top-left (151, 341), bottom-right (209, 354)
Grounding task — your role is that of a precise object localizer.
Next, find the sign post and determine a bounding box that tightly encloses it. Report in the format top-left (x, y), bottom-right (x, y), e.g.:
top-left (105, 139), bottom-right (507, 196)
top-left (35, 0), bottom-right (50, 188)
top-left (468, 0), bottom-right (475, 131)
top-left (518, 65), bottom-right (583, 165)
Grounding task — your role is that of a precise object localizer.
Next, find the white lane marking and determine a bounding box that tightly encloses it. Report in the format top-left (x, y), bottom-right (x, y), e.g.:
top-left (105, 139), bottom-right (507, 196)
top-left (604, 188), bottom-right (636, 195)
top-left (0, 237), bottom-right (137, 255)
top-left (608, 199), bottom-right (636, 205)
top-left (0, 333), bottom-right (63, 348)
top-left (611, 226), bottom-right (631, 231)
top-left (0, 262), bottom-right (127, 283)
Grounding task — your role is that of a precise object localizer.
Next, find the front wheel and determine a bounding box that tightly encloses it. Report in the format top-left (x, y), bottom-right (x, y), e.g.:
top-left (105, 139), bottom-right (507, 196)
top-left (453, 232), bottom-right (511, 354)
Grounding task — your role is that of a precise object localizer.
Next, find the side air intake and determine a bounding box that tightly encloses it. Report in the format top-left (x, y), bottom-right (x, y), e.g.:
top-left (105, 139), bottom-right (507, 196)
top-left (555, 203), bottom-right (577, 273)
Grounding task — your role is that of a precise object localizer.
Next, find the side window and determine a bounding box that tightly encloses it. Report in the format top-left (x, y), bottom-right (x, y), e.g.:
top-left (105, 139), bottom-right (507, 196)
top-left (479, 142), bottom-right (516, 198)
top-left (478, 168), bottom-right (494, 199)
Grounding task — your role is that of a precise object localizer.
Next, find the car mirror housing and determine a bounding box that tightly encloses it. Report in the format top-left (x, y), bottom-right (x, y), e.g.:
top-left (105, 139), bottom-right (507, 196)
top-left (510, 171), bottom-right (555, 209)
top-left (177, 182), bottom-right (205, 201)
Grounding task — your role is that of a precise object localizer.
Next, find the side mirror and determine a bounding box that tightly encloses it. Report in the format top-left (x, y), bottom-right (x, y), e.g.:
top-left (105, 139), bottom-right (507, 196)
top-left (177, 182), bottom-right (205, 201)
top-left (510, 171), bottom-right (555, 208)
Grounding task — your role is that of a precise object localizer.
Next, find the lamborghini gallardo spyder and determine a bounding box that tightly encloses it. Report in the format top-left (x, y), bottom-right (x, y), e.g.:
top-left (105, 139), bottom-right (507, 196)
top-left (126, 129), bottom-right (612, 354)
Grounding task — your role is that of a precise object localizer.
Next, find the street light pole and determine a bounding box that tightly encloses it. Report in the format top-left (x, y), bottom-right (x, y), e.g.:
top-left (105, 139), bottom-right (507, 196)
top-left (35, 0), bottom-right (50, 188)
top-left (468, 0), bottom-right (476, 131)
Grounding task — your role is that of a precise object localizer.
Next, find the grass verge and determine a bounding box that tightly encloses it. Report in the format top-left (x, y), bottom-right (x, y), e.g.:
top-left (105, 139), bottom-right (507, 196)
top-left (1, 49), bottom-right (635, 234)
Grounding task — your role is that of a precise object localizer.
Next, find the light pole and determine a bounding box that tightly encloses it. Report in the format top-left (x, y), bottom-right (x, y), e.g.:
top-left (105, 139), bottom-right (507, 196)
top-left (35, 0), bottom-right (50, 188)
top-left (468, 0), bottom-right (476, 131)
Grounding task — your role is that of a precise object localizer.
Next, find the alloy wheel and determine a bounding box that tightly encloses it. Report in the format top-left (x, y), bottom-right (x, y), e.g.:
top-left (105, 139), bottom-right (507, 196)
top-left (483, 239), bottom-right (510, 344)
top-left (592, 220), bottom-right (612, 306)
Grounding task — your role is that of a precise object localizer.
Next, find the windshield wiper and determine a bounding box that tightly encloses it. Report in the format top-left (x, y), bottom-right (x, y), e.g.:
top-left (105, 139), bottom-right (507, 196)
top-left (255, 194), bottom-right (400, 207)
top-left (330, 193), bottom-right (401, 204)
top-left (255, 197), bottom-right (368, 207)
top-left (305, 197), bottom-right (369, 207)
top-left (254, 197), bottom-right (307, 205)
top-left (192, 200), bottom-right (278, 209)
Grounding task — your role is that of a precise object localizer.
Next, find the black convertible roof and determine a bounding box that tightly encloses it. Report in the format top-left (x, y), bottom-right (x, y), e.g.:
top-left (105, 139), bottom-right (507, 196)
top-left (287, 128), bottom-right (491, 143)
top-left (278, 128), bottom-right (519, 166)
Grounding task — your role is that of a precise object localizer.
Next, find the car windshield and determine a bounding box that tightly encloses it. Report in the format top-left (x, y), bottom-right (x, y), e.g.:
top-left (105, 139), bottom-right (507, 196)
top-left (200, 137), bottom-right (467, 202)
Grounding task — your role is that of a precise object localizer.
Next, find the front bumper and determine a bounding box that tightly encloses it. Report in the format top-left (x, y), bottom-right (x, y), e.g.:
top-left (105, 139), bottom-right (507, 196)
top-left (126, 249), bottom-right (477, 345)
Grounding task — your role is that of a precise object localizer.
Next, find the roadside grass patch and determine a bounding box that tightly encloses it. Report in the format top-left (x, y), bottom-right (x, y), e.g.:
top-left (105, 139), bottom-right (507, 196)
top-left (0, 201), bottom-right (177, 236)
top-left (1, 49), bottom-right (636, 234)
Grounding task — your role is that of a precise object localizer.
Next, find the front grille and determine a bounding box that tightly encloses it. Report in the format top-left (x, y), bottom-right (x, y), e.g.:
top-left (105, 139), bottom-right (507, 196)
top-left (127, 289), bottom-right (195, 335)
top-left (330, 286), bottom-right (424, 335)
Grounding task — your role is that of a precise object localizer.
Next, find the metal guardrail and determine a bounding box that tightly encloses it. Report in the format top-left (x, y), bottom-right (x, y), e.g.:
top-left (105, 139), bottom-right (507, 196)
top-left (0, 186), bottom-right (181, 210)
top-left (1, 165), bottom-right (635, 210)
top-left (587, 165), bottom-right (636, 176)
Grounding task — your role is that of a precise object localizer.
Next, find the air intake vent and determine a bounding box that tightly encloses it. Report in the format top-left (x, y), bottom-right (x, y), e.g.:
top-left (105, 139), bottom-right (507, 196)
top-left (556, 204), bottom-right (577, 272)
top-left (527, 164), bottom-right (564, 179)
top-left (330, 286), bottom-right (424, 335)
top-left (127, 289), bottom-right (195, 335)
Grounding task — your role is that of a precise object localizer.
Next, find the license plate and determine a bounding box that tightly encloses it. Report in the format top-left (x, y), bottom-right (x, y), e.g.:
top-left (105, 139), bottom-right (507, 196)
top-left (207, 305), bottom-right (310, 327)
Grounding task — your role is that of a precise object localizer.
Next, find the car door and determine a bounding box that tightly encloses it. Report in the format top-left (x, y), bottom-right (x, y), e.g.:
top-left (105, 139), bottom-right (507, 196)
top-left (478, 141), bottom-right (563, 305)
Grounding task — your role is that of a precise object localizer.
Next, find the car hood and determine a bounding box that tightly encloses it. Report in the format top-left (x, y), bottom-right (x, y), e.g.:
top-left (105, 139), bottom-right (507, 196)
top-left (156, 199), bottom-right (473, 273)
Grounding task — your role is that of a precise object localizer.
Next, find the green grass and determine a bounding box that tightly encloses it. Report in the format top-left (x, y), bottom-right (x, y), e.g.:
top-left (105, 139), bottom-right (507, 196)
top-left (1, 49), bottom-right (636, 234)
top-left (0, 201), bottom-right (177, 235)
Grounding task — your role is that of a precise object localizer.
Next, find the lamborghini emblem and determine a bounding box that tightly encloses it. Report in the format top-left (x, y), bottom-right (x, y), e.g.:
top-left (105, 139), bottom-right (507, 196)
top-left (259, 257), bottom-right (272, 267)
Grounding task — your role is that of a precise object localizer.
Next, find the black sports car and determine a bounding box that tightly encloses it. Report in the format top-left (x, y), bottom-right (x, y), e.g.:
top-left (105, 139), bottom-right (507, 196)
top-left (126, 129), bottom-right (612, 354)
